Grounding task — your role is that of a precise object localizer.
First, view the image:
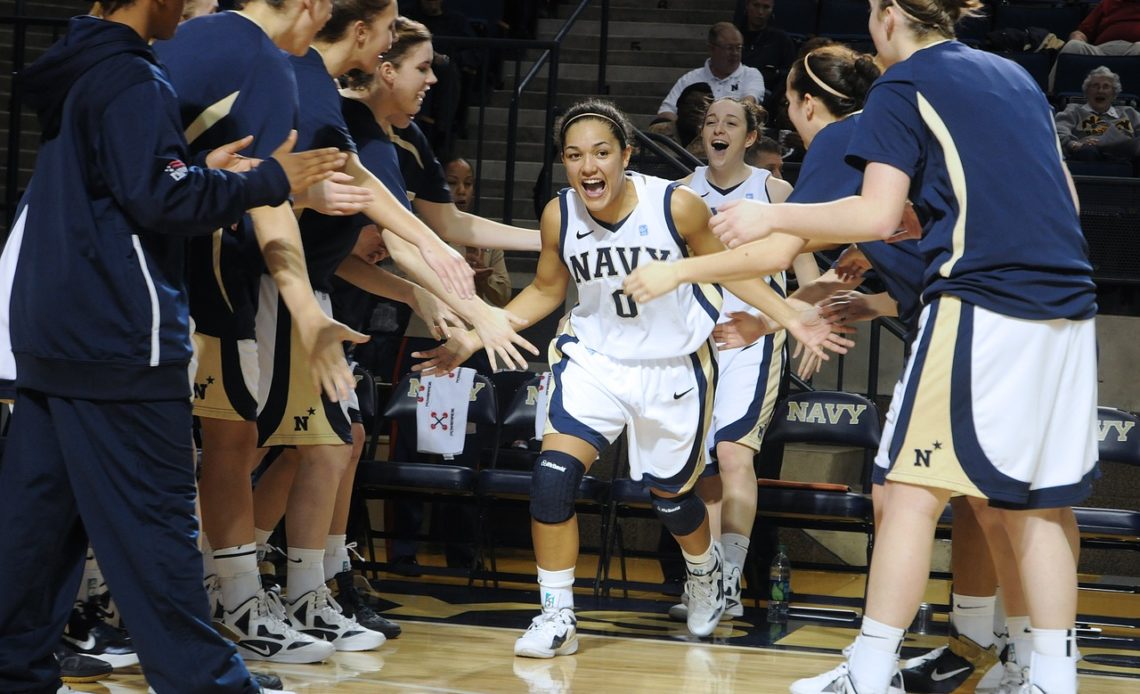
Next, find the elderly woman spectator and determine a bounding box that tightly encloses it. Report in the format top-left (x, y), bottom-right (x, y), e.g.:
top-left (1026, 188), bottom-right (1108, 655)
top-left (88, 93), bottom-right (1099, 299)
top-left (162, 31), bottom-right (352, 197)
top-left (1055, 66), bottom-right (1140, 174)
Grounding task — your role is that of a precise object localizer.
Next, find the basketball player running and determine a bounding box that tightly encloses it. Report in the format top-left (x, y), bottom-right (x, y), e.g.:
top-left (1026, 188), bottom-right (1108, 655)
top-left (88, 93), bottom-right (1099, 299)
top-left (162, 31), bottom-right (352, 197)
top-left (666, 96), bottom-right (799, 624)
top-left (415, 98), bottom-right (854, 657)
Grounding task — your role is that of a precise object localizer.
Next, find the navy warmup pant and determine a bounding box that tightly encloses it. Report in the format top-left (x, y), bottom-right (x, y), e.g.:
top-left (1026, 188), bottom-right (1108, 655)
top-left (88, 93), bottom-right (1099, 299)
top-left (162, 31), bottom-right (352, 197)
top-left (0, 390), bottom-right (258, 694)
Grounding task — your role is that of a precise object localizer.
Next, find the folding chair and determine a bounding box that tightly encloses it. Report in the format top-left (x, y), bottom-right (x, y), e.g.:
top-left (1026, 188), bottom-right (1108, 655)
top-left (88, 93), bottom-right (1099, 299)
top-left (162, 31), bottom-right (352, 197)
top-left (752, 390), bottom-right (883, 614)
top-left (352, 371), bottom-right (497, 580)
top-left (1073, 406), bottom-right (1140, 596)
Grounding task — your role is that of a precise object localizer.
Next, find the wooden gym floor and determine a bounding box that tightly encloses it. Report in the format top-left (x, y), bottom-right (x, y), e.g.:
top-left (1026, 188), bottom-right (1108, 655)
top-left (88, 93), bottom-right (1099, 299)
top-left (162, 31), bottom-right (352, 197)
top-left (70, 552), bottom-right (1140, 693)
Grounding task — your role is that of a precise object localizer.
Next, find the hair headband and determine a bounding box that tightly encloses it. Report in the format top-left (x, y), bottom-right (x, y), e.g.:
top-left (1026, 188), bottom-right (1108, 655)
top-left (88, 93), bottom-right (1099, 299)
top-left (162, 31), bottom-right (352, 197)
top-left (560, 112), bottom-right (626, 145)
top-left (891, 0), bottom-right (933, 28)
top-left (803, 52), bottom-right (853, 101)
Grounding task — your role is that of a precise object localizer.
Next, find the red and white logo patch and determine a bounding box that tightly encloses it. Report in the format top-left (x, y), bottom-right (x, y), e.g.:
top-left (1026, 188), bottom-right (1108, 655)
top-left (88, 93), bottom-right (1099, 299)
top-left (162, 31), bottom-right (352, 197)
top-left (164, 159), bottom-right (188, 182)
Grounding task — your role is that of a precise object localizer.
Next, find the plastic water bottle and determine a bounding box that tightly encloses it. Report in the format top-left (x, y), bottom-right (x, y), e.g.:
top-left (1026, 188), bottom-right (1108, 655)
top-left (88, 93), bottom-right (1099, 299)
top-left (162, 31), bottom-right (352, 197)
top-left (767, 544), bottom-right (791, 623)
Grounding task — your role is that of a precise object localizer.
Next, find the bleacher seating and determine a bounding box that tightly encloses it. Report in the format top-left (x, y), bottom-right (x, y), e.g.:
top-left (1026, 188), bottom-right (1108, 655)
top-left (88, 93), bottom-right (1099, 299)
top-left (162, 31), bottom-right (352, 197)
top-left (1053, 52), bottom-right (1140, 102)
top-left (993, 1), bottom-right (1083, 38)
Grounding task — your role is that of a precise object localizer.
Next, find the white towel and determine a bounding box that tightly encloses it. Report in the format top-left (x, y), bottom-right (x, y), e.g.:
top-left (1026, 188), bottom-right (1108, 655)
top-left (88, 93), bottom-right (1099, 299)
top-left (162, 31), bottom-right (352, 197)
top-left (415, 367), bottom-right (476, 458)
top-left (534, 371), bottom-right (552, 441)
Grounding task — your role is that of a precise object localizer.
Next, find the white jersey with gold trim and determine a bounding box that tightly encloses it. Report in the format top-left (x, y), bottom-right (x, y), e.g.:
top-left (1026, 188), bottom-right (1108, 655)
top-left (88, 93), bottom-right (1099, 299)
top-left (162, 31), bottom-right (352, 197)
top-left (559, 172), bottom-right (721, 360)
top-left (687, 165), bottom-right (788, 321)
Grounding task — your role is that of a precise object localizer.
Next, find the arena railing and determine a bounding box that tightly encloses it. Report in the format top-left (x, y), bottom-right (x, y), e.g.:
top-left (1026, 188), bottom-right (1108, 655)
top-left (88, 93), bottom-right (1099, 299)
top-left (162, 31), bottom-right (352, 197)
top-left (431, 0), bottom-right (609, 224)
top-left (1, 10), bottom-right (70, 239)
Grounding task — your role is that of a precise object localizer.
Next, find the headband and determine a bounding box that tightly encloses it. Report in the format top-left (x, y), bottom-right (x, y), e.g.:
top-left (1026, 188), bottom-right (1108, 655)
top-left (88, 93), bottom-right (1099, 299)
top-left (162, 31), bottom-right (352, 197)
top-left (891, 0), bottom-right (934, 28)
top-left (560, 112), bottom-right (626, 145)
top-left (803, 52), bottom-right (853, 101)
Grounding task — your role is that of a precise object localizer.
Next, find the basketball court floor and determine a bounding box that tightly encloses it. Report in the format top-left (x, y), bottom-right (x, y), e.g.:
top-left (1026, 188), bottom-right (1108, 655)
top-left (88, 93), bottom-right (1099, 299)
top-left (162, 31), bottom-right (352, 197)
top-left (70, 553), bottom-right (1140, 693)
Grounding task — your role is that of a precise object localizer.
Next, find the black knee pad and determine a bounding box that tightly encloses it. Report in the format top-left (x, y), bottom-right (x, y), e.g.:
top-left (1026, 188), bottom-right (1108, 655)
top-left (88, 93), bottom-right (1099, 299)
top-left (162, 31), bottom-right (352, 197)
top-left (529, 451), bottom-right (585, 524)
top-left (652, 490), bottom-right (707, 537)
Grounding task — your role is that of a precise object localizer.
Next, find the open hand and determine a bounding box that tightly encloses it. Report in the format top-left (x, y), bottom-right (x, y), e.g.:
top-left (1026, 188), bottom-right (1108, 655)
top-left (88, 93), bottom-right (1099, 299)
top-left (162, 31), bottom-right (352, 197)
top-left (206, 135), bottom-right (259, 173)
top-left (708, 199), bottom-right (773, 249)
top-left (296, 172), bottom-right (374, 215)
top-left (412, 329), bottom-right (480, 376)
top-left (623, 260), bottom-right (680, 304)
top-left (270, 130), bottom-right (349, 195)
top-left (421, 238), bottom-right (476, 299)
top-left (295, 312), bottom-right (370, 402)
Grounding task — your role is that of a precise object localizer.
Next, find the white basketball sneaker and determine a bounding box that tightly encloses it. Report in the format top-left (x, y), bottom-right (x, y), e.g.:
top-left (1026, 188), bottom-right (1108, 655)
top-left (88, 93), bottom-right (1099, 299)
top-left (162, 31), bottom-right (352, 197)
top-left (667, 584), bottom-right (690, 622)
top-left (790, 662), bottom-right (904, 694)
top-left (723, 562), bottom-right (744, 618)
top-left (287, 584), bottom-right (385, 652)
top-left (221, 589), bottom-right (335, 664)
top-left (514, 608), bottom-right (578, 659)
top-left (685, 543), bottom-right (725, 637)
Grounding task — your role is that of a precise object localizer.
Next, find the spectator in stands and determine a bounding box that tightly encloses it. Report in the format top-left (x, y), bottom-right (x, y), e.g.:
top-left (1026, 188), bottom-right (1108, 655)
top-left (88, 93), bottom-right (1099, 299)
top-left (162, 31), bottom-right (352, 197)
top-left (1061, 0), bottom-right (1140, 57)
top-left (735, 0), bottom-right (797, 111)
top-left (656, 22), bottom-right (766, 123)
top-left (649, 82), bottom-right (714, 157)
top-left (1056, 66), bottom-right (1140, 174)
top-left (746, 134), bottom-right (784, 178)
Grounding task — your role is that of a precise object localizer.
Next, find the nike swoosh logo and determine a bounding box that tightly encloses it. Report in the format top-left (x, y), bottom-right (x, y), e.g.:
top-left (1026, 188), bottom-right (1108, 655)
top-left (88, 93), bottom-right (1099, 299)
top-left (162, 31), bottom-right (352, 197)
top-left (673, 388), bottom-right (693, 399)
top-left (954, 604), bottom-right (986, 610)
top-left (930, 667), bottom-right (971, 682)
top-left (63, 634), bottom-right (97, 651)
top-left (700, 191), bottom-right (710, 197)
top-left (576, 229), bottom-right (595, 239)
top-left (240, 641), bottom-right (282, 657)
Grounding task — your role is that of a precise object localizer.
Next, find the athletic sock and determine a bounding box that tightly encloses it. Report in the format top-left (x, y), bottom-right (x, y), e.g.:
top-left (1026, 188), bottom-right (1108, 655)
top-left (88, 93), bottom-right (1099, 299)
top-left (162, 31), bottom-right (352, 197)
top-left (79, 547), bottom-right (103, 602)
top-left (1030, 629), bottom-right (1078, 694)
top-left (681, 541), bottom-right (715, 574)
top-left (1007, 615), bottom-right (1033, 668)
top-left (214, 543), bottom-right (261, 613)
top-left (254, 527), bottom-right (274, 564)
top-left (951, 592), bottom-right (996, 648)
top-left (993, 588), bottom-right (1008, 643)
top-left (286, 547), bottom-right (327, 602)
top-left (202, 535), bottom-right (217, 580)
top-left (721, 533), bottom-right (749, 570)
top-left (849, 616), bottom-right (903, 693)
top-left (323, 534), bottom-right (350, 581)
top-left (536, 566), bottom-right (575, 613)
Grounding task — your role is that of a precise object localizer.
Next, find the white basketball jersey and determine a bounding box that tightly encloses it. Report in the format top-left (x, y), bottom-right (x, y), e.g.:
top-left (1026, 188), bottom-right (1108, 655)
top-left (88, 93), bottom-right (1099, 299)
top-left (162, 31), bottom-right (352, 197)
top-left (687, 166), bottom-right (787, 321)
top-left (559, 173), bottom-right (722, 360)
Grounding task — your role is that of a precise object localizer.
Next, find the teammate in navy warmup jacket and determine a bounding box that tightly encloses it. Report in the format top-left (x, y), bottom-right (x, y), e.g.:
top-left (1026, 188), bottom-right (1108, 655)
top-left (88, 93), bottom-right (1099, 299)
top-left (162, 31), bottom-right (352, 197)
top-left (0, 1), bottom-right (345, 691)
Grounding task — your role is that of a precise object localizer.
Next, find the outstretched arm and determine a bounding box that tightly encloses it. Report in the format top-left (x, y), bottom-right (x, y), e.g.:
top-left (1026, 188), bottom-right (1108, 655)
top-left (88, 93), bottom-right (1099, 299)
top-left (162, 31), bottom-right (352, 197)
top-left (343, 153), bottom-right (474, 298)
top-left (709, 162), bottom-right (913, 247)
top-left (413, 199), bottom-right (542, 252)
top-left (248, 204), bottom-right (368, 401)
top-left (414, 198), bottom-right (570, 375)
top-left (335, 254), bottom-right (461, 340)
top-left (382, 231), bottom-right (537, 371)
top-left (670, 188), bottom-right (854, 365)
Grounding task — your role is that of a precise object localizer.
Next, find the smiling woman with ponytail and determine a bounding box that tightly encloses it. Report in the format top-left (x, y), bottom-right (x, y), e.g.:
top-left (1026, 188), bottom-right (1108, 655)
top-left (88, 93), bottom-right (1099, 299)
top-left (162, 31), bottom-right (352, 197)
top-left (705, 3), bottom-right (1096, 693)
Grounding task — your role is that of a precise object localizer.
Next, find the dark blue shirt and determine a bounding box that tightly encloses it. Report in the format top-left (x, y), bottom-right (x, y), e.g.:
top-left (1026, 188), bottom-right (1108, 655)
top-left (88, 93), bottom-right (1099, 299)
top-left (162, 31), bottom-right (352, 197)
top-left (292, 49), bottom-right (361, 293)
top-left (847, 41), bottom-right (1096, 321)
top-left (156, 11), bottom-right (300, 338)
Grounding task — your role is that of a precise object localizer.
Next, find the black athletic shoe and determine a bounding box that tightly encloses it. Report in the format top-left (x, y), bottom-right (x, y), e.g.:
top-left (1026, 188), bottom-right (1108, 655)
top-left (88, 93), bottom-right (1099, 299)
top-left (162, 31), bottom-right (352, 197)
top-left (901, 631), bottom-right (998, 693)
top-left (252, 671), bottom-right (284, 690)
top-left (55, 643), bottom-right (113, 683)
top-left (330, 571), bottom-right (401, 639)
top-left (62, 600), bottom-right (139, 669)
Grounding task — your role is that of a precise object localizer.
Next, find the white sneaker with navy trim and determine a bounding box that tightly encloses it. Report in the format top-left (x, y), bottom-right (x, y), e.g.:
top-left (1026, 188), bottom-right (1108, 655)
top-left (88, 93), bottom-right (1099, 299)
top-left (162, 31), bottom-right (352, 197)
top-left (287, 584), bottom-right (385, 652)
top-left (514, 608), bottom-right (578, 659)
